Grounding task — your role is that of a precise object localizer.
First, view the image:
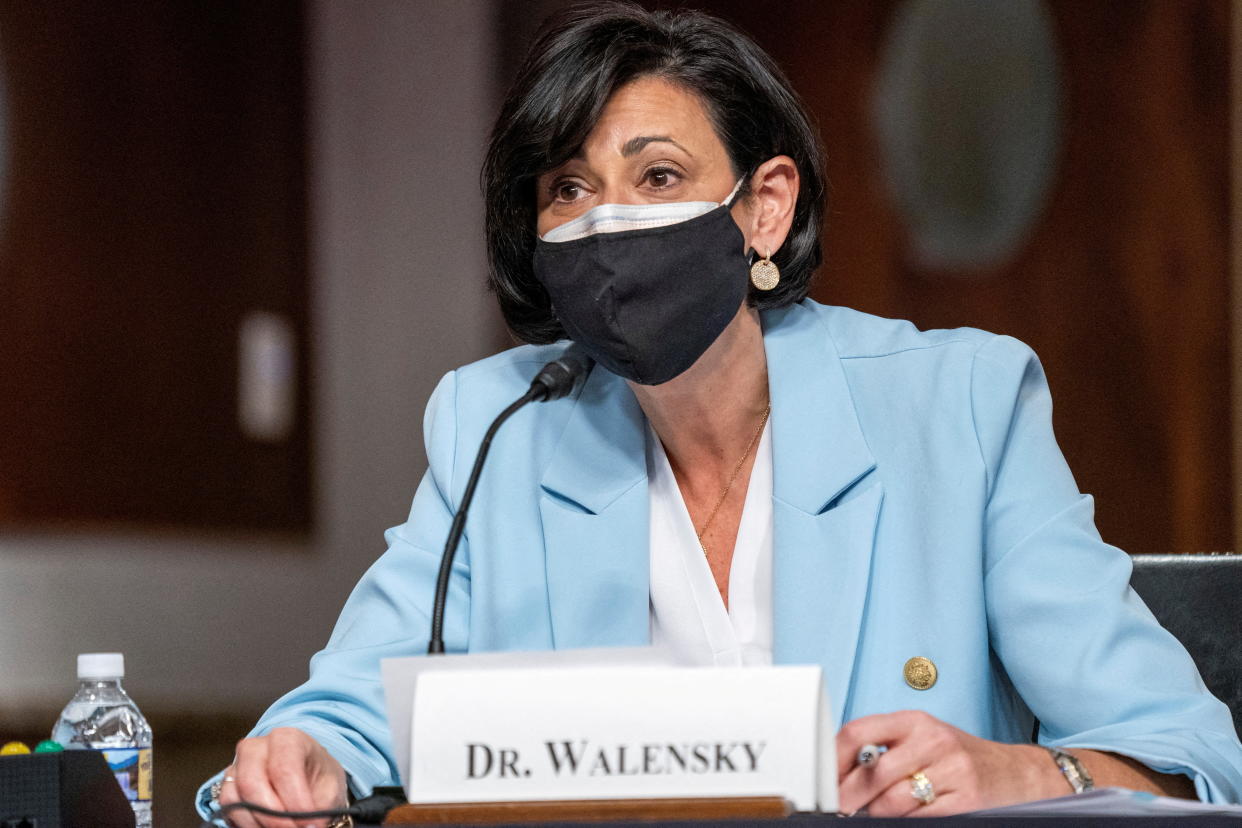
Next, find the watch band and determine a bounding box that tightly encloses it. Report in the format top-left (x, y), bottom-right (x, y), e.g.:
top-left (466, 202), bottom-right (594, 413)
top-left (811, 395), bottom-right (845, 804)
top-left (1045, 746), bottom-right (1095, 794)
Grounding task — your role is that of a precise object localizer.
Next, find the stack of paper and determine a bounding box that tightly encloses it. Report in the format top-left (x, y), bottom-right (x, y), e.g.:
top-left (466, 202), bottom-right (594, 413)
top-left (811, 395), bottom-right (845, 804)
top-left (969, 787), bottom-right (1242, 817)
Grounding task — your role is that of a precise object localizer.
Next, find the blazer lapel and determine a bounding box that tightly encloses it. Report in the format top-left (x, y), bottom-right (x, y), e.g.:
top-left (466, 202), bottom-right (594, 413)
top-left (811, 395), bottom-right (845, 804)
top-left (539, 363), bottom-right (651, 650)
top-left (765, 304), bottom-right (884, 727)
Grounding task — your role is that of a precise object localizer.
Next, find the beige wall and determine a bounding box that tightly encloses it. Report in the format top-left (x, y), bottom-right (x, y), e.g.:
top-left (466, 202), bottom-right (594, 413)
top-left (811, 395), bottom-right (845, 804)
top-left (0, 0), bottom-right (505, 714)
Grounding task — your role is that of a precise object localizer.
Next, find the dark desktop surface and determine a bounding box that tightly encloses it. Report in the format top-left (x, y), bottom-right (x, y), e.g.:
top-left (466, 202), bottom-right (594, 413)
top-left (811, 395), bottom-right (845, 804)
top-left (364, 816), bottom-right (1241, 827)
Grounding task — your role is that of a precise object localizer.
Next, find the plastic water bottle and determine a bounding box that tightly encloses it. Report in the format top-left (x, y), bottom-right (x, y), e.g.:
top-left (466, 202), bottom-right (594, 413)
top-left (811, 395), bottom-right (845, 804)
top-left (52, 653), bottom-right (153, 828)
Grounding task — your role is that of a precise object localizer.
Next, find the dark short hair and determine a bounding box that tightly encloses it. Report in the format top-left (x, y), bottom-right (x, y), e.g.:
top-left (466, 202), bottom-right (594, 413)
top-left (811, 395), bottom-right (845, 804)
top-left (482, 1), bottom-right (828, 344)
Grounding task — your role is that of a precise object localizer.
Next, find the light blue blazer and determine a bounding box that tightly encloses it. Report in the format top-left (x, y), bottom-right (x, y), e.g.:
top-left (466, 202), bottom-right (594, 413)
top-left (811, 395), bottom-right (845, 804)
top-left (199, 300), bottom-right (1242, 812)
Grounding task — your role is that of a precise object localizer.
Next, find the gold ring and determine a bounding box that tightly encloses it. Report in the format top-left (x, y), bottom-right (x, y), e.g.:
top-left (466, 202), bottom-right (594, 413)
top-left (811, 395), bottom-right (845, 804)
top-left (910, 769), bottom-right (935, 805)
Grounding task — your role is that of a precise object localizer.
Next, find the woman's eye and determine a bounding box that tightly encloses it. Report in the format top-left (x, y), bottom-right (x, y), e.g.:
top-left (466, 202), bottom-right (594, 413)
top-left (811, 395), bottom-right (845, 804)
top-left (644, 167), bottom-right (680, 189)
top-left (553, 182), bottom-right (583, 202)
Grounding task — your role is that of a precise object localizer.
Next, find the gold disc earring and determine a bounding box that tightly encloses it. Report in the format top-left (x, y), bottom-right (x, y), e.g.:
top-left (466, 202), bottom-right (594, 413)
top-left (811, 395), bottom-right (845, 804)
top-left (750, 248), bottom-right (780, 290)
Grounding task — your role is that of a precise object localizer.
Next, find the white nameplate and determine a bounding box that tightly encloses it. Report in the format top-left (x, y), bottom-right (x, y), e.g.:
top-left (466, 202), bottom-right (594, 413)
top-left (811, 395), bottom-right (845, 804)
top-left (381, 646), bottom-right (671, 787)
top-left (404, 665), bottom-right (836, 812)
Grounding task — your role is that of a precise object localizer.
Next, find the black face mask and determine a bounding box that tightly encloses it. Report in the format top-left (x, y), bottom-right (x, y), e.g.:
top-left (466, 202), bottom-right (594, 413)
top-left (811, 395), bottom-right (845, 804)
top-left (531, 187), bottom-right (750, 386)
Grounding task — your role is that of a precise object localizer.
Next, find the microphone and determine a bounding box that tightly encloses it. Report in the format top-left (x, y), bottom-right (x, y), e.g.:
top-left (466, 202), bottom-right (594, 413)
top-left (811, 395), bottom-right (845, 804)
top-left (529, 343), bottom-right (594, 401)
top-left (427, 344), bottom-right (594, 654)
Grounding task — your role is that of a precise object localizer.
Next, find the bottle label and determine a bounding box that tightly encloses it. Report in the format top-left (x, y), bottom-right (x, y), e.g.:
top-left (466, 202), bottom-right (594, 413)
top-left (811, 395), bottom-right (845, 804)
top-left (101, 747), bottom-right (152, 802)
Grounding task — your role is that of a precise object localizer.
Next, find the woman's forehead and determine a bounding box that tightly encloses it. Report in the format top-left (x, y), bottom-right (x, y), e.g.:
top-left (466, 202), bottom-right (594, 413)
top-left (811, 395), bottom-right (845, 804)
top-left (577, 77), bottom-right (720, 161)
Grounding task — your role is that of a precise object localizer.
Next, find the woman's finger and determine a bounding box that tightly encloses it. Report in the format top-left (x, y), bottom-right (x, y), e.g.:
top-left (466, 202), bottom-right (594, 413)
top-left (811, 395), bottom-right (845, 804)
top-left (837, 711), bottom-right (951, 812)
top-left (308, 762), bottom-right (349, 817)
top-left (860, 744), bottom-right (995, 817)
top-left (217, 763), bottom-right (264, 828)
top-left (835, 709), bottom-right (930, 777)
top-left (231, 738), bottom-right (303, 828)
top-left (863, 764), bottom-right (945, 818)
top-left (839, 734), bottom-right (946, 814)
top-left (264, 729), bottom-right (322, 823)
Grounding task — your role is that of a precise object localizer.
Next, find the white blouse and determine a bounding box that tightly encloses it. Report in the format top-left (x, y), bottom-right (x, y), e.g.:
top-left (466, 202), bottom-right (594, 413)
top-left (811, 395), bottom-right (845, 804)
top-left (647, 420), bottom-right (774, 667)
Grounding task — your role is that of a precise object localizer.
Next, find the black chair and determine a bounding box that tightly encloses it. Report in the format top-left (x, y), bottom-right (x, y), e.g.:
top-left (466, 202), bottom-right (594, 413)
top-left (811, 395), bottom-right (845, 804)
top-left (1129, 552), bottom-right (1242, 739)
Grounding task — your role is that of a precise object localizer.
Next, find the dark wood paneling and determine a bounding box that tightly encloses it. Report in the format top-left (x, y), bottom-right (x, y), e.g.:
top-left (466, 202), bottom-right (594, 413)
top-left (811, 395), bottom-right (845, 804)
top-left (0, 2), bottom-right (311, 532)
top-left (670, 0), bottom-right (1232, 555)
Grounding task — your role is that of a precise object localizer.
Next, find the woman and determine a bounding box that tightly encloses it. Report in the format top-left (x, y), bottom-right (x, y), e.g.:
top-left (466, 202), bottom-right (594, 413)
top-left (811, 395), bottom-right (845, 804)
top-left (203, 3), bottom-right (1242, 823)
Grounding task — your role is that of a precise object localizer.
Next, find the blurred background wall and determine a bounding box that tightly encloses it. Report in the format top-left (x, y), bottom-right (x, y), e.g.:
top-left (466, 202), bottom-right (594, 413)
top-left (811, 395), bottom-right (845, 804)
top-left (0, 2), bottom-right (504, 823)
top-left (0, 2), bottom-right (1234, 826)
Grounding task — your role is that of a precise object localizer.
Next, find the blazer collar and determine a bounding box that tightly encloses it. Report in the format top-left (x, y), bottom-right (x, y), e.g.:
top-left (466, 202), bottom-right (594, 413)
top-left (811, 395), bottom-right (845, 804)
top-left (539, 360), bottom-right (647, 515)
top-left (764, 302), bottom-right (876, 513)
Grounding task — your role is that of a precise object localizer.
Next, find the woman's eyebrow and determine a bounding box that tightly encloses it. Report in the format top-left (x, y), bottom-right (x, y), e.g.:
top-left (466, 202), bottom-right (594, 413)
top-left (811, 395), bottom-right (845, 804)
top-left (620, 135), bottom-right (692, 157)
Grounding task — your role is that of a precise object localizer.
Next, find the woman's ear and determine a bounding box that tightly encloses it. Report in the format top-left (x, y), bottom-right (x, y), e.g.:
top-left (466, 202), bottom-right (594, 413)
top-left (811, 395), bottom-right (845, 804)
top-left (741, 155), bottom-right (799, 258)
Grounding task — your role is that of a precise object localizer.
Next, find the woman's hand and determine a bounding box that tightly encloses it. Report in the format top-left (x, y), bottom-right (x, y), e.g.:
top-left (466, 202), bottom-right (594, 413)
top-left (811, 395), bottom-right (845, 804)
top-left (835, 710), bottom-right (1063, 816)
top-left (218, 727), bottom-right (349, 828)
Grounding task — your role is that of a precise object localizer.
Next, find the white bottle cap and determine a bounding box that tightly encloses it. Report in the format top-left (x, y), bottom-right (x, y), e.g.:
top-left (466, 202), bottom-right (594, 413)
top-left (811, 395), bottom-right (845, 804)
top-left (77, 652), bottom-right (125, 679)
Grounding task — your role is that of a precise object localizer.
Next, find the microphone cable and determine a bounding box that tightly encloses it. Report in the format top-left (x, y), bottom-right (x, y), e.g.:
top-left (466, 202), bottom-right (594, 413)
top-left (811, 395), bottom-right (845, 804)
top-left (203, 787), bottom-right (405, 826)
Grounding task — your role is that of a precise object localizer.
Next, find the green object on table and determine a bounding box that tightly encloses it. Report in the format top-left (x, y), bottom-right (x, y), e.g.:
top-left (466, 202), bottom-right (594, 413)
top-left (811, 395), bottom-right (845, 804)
top-left (34, 739), bottom-right (64, 752)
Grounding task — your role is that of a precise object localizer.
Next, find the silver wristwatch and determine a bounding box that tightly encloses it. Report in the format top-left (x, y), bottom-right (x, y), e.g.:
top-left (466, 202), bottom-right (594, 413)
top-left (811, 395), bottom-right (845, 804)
top-left (1045, 746), bottom-right (1094, 794)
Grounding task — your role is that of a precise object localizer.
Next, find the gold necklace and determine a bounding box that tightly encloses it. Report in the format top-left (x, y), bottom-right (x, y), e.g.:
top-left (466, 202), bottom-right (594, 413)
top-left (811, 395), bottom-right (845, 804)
top-left (696, 403), bottom-right (771, 556)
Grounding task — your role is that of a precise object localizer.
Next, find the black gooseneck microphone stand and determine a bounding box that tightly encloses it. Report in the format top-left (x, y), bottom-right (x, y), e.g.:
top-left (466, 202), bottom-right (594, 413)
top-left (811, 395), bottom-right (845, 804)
top-left (427, 344), bottom-right (594, 654)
